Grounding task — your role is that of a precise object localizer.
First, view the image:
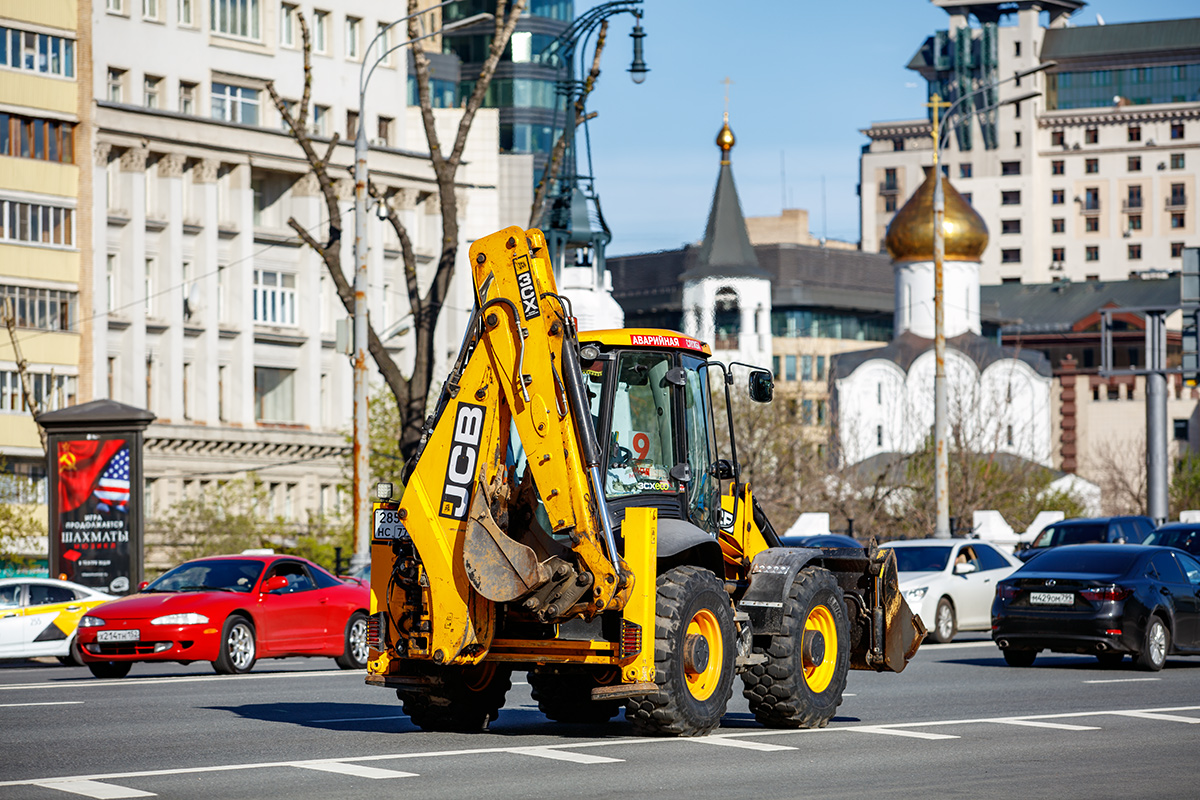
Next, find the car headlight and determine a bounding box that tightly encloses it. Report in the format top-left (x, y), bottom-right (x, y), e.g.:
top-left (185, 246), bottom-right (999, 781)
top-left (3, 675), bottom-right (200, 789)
top-left (151, 613), bottom-right (210, 626)
top-left (902, 587), bottom-right (928, 603)
top-left (78, 616), bottom-right (105, 627)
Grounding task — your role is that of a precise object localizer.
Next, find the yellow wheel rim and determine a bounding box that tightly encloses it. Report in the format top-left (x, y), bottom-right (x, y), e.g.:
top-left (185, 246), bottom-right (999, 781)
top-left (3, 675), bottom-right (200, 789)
top-left (804, 605), bottom-right (838, 694)
top-left (684, 608), bottom-right (724, 702)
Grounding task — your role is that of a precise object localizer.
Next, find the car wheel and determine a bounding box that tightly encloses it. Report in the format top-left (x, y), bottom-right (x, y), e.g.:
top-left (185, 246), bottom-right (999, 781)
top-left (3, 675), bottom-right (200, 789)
top-left (57, 636), bottom-right (85, 667)
top-left (87, 660), bottom-right (132, 679)
top-left (1134, 616), bottom-right (1169, 672)
top-left (1001, 648), bottom-right (1037, 667)
top-left (1096, 652), bottom-right (1125, 668)
top-left (928, 597), bottom-right (956, 644)
top-left (213, 615), bottom-right (257, 674)
top-left (335, 612), bottom-right (369, 670)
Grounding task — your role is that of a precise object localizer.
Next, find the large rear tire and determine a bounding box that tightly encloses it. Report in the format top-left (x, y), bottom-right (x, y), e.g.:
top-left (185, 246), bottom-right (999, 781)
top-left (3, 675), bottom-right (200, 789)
top-left (625, 566), bottom-right (736, 737)
top-left (399, 662), bottom-right (513, 732)
top-left (741, 566), bottom-right (849, 729)
top-left (335, 612), bottom-right (369, 670)
top-left (529, 666), bottom-right (621, 724)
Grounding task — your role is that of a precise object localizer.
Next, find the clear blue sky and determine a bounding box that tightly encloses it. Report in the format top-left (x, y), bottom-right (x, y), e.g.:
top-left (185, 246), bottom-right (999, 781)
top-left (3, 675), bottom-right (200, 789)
top-left (572, 0), bottom-right (1200, 256)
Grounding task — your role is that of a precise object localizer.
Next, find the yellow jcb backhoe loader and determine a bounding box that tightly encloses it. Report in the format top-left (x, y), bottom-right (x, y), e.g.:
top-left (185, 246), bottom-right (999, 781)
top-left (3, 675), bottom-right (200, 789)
top-left (365, 225), bottom-right (925, 736)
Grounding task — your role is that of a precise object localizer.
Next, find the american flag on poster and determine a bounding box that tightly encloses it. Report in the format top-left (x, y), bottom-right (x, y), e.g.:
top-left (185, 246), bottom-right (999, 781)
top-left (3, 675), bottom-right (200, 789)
top-left (93, 446), bottom-right (130, 513)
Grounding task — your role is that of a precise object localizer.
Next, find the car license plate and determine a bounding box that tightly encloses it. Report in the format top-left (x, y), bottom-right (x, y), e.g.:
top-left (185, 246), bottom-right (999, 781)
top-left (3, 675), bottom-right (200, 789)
top-left (96, 629), bottom-right (140, 642)
top-left (1030, 592), bottom-right (1074, 606)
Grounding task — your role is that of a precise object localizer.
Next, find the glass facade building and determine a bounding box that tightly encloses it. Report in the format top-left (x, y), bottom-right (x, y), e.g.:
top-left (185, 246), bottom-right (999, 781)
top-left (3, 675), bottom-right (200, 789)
top-left (1048, 63), bottom-right (1200, 109)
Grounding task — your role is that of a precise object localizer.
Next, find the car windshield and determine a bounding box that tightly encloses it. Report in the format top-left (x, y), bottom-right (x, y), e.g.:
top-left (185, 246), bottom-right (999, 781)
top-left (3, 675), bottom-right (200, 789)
top-left (1032, 523), bottom-right (1107, 549)
top-left (890, 546), bottom-right (953, 573)
top-left (1019, 548), bottom-right (1134, 576)
top-left (1145, 528), bottom-right (1200, 553)
top-left (146, 559), bottom-right (265, 593)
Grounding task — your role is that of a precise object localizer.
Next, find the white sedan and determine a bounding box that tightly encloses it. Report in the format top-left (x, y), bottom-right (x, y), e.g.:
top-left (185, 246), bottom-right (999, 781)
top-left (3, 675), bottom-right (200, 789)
top-left (880, 539), bottom-right (1022, 643)
top-left (0, 578), bottom-right (116, 665)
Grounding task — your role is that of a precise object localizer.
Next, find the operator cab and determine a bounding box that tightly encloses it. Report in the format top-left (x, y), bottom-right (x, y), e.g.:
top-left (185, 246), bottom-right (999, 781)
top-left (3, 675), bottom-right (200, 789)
top-left (577, 329), bottom-right (772, 541)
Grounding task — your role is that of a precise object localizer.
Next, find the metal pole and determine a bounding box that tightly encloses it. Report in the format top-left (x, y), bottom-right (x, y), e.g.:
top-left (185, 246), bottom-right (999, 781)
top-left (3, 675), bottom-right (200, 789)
top-left (350, 106), bottom-right (370, 572)
top-left (1146, 311), bottom-right (1169, 526)
top-left (932, 171), bottom-right (950, 539)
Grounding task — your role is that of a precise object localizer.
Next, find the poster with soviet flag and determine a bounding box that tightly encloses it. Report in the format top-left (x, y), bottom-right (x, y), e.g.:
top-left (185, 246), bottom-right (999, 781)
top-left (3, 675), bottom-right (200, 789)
top-left (55, 437), bottom-right (134, 594)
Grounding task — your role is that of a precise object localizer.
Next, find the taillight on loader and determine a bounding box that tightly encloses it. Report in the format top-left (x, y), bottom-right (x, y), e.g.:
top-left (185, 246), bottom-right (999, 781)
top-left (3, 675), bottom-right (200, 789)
top-left (620, 620), bottom-right (642, 659)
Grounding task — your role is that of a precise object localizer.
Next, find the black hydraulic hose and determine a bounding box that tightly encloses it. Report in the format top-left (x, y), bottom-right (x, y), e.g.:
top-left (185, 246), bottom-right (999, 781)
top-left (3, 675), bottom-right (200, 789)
top-left (561, 337), bottom-right (601, 467)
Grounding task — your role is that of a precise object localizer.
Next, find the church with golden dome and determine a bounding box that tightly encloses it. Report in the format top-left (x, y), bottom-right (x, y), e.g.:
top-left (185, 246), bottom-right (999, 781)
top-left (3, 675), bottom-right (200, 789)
top-left (831, 168), bottom-right (1055, 467)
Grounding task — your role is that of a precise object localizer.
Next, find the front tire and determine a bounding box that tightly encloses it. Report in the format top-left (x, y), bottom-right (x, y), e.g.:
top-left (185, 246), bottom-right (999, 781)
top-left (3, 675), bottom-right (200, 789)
top-left (742, 566), bottom-right (850, 729)
top-left (335, 612), bottom-right (369, 670)
top-left (1001, 648), bottom-right (1037, 667)
top-left (1135, 616), bottom-right (1169, 672)
top-left (530, 667), bottom-right (621, 724)
top-left (87, 660), bottom-right (131, 679)
top-left (213, 615), bottom-right (256, 674)
top-left (399, 662), bottom-right (513, 732)
top-left (625, 566), bottom-right (736, 737)
top-left (929, 597), bottom-right (957, 643)
top-left (58, 636), bottom-right (84, 667)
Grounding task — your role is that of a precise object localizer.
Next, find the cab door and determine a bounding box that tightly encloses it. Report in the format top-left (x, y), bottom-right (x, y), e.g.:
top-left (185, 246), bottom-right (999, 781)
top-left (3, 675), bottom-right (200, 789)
top-left (21, 582), bottom-right (82, 657)
top-left (0, 583), bottom-right (25, 656)
top-left (256, 561), bottom-right (323, 654)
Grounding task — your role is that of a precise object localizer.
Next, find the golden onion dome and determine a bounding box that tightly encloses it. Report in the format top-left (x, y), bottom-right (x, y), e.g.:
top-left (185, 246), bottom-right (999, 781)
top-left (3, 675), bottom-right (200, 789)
top-left (885, 166), bottom-right (988, 263)
top-left (716, 112), bottom-right (735, 161)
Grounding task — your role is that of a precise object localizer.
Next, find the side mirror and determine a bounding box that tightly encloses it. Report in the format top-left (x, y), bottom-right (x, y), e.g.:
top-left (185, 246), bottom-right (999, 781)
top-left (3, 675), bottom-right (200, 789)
top-left (709, 459), bottom-right (735, 480)
top-left (748, 370), bottom-right (773, 403)
top-left (954, 561), bottom-right (978, 575)
top-left (137, 581), bottom-right (149, 591)
top-left (263, 575), bottom-right (289, 593)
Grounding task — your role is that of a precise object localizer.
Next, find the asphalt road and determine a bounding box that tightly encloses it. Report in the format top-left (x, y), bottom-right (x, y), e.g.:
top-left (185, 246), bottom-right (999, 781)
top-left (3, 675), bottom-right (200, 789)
top-left (2, 634), bottom-right (1198, 799)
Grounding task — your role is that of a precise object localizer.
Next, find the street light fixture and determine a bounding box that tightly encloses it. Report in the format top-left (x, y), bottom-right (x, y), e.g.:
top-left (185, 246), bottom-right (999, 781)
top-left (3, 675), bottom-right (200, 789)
top-left (927, 60), bottom-right (1055, 539)
top-left (348, 4), bottom-right (493, 572)
top-left (627, 14), bottom-right (648, 84)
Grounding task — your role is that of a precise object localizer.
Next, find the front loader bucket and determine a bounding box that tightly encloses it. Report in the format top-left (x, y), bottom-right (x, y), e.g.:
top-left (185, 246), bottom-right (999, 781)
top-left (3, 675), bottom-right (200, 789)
top-left (866, 546), bottom-right (926, 672)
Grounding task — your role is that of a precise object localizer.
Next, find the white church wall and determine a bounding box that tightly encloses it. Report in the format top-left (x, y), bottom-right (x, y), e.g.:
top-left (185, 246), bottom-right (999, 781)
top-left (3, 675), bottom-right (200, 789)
top-left (834, 359), bottom-right (907, 464)
top-left (894, 259), bottom-right (981, 338)
top-left (683, 276), bottom-right (773, 369)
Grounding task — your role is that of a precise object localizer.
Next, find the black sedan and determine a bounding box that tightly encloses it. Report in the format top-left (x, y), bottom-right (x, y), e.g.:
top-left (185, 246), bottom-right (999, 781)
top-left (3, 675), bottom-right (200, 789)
top-left (992, 545), bottom-right (1200, 670)
top-left (1144, 523), bottom-right (1200, 557)
top-left (1015, 515), bottom-right (1154, 562)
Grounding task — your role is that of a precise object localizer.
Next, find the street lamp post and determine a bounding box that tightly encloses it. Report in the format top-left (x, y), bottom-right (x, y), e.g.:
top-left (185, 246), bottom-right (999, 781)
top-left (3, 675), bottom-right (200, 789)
top-left (926, 63), bottom-right (1053, 539)
top-left (349, 3), bottom-right (491, 571)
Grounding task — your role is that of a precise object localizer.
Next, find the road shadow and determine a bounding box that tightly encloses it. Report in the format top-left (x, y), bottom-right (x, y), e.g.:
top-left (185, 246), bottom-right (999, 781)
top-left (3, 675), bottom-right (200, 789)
top-left (944, 655), bottom-right (1200, 671)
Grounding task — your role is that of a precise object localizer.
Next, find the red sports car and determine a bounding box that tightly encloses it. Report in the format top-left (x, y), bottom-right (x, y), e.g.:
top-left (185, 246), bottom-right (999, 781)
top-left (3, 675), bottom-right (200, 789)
top-left (77, 554), bottom-right (370, 679)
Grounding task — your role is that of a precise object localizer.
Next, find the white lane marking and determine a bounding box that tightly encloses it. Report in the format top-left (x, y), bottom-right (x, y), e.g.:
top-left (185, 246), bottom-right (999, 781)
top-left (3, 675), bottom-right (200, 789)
top-left (0, 669), bottom-right (351, 692)
top-left (34, 780), bottom-right (154, 798)
top-left (512, 747), bottom-right (622, 764)
top-left (691, 736), bottom-right (796, 751)
top-left (1110, 711), bottom-right (1200, 724)
top-left (1084, 678), bottom-right (1161, 684)
top-left (849, 727), bottom-right (959, 740)
top-left (985, 719), bottom-right (1099, 731)
top-left (0, 701), bottom-right (84, 708)
top-left (311, 715), bottom-right (408, 723)
top-left (294, 762), bottom-right (416, 779)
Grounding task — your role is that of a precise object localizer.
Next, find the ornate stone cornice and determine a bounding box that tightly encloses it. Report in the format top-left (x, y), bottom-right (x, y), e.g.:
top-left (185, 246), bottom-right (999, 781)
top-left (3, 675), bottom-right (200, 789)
top-left (1038, 105), bottom-right (1200, 128)
top-left (94, 142), bottom-right (112, 167)
top-left (860, 121), bottom-right (933, 140)
top-left (193, 158), bottom-right (220, 183)
top-left (159, 153), bottom-right (186, 178)
top-left (119, 144), bottom-right (149, 172)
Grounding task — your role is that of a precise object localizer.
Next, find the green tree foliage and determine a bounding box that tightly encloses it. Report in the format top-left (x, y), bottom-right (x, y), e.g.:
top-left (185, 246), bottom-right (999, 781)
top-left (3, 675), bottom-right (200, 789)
top-left (0, 468), bottom-right (45, 574)
top-left (1170, 454), bottom-right (1200, 518)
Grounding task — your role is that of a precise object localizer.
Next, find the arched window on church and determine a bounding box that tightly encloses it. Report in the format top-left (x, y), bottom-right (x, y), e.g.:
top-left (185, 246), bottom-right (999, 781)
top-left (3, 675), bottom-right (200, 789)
top-left (714, 287), bottom-right (740, 350)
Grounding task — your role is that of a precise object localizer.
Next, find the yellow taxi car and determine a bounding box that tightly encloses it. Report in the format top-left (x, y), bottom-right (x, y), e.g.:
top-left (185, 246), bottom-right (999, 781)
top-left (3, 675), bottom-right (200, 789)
top-left (0, 578), bottom-right (115, 665)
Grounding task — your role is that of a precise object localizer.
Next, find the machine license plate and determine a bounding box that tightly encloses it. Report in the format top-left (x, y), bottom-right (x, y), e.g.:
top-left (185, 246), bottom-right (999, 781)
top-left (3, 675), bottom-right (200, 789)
top-left (1030, 592), bottom-right (1073, 606)
top-left (96, 629), bottom-right (140, 642)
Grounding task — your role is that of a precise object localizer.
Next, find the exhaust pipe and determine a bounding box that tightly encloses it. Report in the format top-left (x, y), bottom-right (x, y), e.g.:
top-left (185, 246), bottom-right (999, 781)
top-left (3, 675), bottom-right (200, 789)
top-left (997, 639), bottom-right (1009, 648)
top-left (1096, 642), bottom-right (1108, 651)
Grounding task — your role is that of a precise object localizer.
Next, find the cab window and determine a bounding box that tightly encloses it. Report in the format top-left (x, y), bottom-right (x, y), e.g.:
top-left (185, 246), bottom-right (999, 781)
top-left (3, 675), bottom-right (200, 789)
top-left (0, 584), bottom-right (21, 608)
top-left (606, 352), bottom-right (677, 499)
top-left (974, 544), bottom-right (1010, 571)
top-left (682, 355), bottom-right (720, 532)
top-left (28, 583), bottom-right (77, 605)
top-left (267, 562), bottom-right (315, 593)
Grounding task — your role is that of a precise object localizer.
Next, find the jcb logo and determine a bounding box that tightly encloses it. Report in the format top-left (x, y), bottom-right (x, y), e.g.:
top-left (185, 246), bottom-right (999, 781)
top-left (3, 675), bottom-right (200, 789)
top-left (513, 254), bottom-right (540, 320)
top-left (440, 403), bottom-right (486, 520)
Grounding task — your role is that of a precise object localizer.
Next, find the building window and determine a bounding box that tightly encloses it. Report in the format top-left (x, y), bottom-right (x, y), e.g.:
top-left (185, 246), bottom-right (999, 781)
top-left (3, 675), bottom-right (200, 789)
top-left (1129, 244), bottom-right (1142, 260)
top-left (211, 0), bottom-right (260, 39)
top-left (816, 355), bottom-right (825, 381)
top-left (884, 194), bottom-right (897, 213)
top-left (876, 425), bottom-right (883, 447)
top-left (345, 110), bottom-right (357, 141)
top-left (142, 0), bottom-right (160, 20)
top-left (1001, 219), bottom-right (1021, 234)
top-left (107, 68), bottom-right (126, 103)
top-left (882, 167), bottom-right (897, 191)
top-left (1129, 215), bottom-right (1142, 231)
top-left (1126, 185), bottom-right (1143, 210)
top-left (1001, 249), bottom-right (1021, 264)
top-left (1014, 131), bottom-right (1021, 147)
top-left (1084, 187), bottom-right (1100, 210)
top-left (376, 22), bottom-right (393, 66)
top-left (1128, 125), bottom-right (1141, 142)
top-left (1052, 218), bottom-right (1065, 233)
top-left (143, 75), bottom-right (161, 109)
top-left (1086, 246), bottom-right (1099, 262)
top-left (254, 367), bottom-right (294, 422)
top-left (0, 26), bottom-right (76, 78)
top-left (1051, 131), bottom-right (1064, 147)
top-left (1002, 190), bottom-right (1021, 205)
top-left (376, 116), bottom-right (393, 146)
top-left (211, 82), bottom-right (260, 125)
top-left (1085, 217), bottom-right (1099, 232)
top-left (0, 199), bottom-right (74, 247)
top-left (310, 104), bottom-right (329, 137)
top-left (1172, 213), bottom-right (1185, 229)
top-left (253, 269), bottom-right (296, 325)
top-left (1128, 156), bottom-right (1141, 172)
top-left (1085, 128), bottom-right (1098, 144)
top-left (784, 355), bottom-right (796, 382)
top-left (1172, 123), bottom-right (1185, 140)
top-left (1001, 161), bottom-right (1020, 176)
top-left (178, 0), bottom-right (194, 26)
top-left (1171, 183), bottom-right (1187, 207)
top-left (817, 399), bottom-right (827, 426)
top-left (0, 113), bottom-right (76, 164)
top-left (962, 192), bottom-right (972, 205)
top-left (1170, 153), bottom-right (1185, 170)
top-left (313, 10), bottom-right (328, 52)
top-left (1051, 189), bottom-right (1063, 205)
top-left (0, 285), bottom-right (76, 331)
top-left (959, 163), bottom-right (971, 179)
top-left (107, 0), bottom-right (124, 12)
top-left (0, 370), bottom-right (76, 413)
top-left (182, 362), bottom-right (193, 420)
top-left (1051, 160), bottom-right (1064, 175)
top-left (801, 399), bottom-right (814, 425)
top-left (1173, 242), bottom-right (1185, 258)
top-left (801, 355), bottom-right (813, 381)
top-left (1052, 247), bottom-right (1065, 262)
top-left (345, 16), bottom-right (360, 59)
top-left (1085, 158), bottom-right (1098, 174)
top-left (892, 138), bottom-right (904, 152)
top-left (179, 81), bottom-right (196, 114)
top-left (106, 254), bottom-right (117, 310)
top-left (1175, 419), bottom-right (1189, 440)
top-left (280, 2), bottom-right (295, 46)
